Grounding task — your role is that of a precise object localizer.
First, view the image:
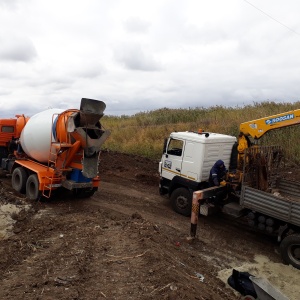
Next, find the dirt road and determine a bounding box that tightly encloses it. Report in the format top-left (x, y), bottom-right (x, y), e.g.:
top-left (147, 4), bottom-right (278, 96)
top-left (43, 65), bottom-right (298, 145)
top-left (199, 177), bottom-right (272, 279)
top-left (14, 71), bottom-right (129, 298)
top-left (0, 151), bottom-right (299, 299)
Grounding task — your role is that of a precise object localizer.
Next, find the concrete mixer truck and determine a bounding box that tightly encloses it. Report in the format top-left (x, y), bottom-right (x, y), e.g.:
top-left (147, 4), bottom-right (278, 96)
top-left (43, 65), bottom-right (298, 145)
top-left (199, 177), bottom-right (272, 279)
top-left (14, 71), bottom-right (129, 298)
top-left (0, 98), bottom-right (110, 200)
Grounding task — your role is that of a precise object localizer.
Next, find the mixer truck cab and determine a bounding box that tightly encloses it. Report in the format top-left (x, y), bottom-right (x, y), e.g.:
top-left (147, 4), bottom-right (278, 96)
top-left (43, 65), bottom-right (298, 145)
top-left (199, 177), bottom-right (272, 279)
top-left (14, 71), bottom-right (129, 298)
top-left (0, 118), bottom-right (16, 161)
top-left (0, 115), bottom-right (29, 162)
top-left (159, 131), bottom-right (236, 215)
top-left (1, 98), bottom-right (110, 201)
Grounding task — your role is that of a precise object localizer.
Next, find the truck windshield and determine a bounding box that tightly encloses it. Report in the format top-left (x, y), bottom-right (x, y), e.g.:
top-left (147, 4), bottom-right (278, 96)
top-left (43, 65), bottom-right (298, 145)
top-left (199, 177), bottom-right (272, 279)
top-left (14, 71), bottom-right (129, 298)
top-left (1, 126), bottom-right (14, 133)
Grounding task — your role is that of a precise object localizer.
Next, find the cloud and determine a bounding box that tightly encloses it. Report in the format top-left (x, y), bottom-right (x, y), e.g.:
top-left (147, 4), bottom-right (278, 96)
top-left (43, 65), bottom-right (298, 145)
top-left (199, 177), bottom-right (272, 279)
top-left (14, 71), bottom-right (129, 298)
top-left (0, 0), bottom-right (20, 10)
top-left (114, 43), bottom-right (162, 71)
top-left (124, 17), bottom-right (151, 33)
top-left (0, 88), bottom-right (11, 96)
top-left (0, 0), bottom-right (300, 118)
top-left (69, 63), bottom-right (106, 79)
top-left (0, 34), bottom-right (37, 62)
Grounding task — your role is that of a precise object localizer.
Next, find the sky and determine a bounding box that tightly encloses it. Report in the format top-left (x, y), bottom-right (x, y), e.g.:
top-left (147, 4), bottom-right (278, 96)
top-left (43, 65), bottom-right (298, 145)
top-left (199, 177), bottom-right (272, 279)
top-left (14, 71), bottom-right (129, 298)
top-left (0, 0), bottom-right (300, 117)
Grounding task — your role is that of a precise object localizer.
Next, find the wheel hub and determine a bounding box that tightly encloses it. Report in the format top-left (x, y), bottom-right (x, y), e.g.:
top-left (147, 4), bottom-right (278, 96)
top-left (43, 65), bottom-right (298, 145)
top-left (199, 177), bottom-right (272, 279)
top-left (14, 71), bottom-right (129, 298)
top-left (177, 196), bottom-right (188, 209)
top-left (288, 244), bottom-right (300, 265)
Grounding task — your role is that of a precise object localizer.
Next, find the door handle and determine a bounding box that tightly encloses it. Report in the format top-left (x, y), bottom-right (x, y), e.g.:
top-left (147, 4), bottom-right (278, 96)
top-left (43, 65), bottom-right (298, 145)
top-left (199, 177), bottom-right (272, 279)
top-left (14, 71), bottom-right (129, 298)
top-left (176, 168), bottom-right (181, 172)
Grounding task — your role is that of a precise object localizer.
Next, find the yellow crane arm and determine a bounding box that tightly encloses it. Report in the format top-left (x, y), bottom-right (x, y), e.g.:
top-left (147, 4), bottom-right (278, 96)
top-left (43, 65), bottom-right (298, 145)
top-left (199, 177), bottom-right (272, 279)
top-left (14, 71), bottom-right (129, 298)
top-left (236, 108), bottom-right (300, 171)
top-left (239, 108), bottom-right (300, 139)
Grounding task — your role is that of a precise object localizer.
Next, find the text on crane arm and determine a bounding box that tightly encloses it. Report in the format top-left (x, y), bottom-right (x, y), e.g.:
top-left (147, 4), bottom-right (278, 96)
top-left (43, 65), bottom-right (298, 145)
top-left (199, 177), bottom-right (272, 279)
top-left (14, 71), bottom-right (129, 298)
top-left (265, 113), bottom-right (294, 125)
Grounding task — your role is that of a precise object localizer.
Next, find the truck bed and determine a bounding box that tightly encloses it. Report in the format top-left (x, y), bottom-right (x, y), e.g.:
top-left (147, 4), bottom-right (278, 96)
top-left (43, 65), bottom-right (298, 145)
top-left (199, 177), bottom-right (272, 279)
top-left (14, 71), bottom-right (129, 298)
top-left (240, 179), bottom-right (300, 227)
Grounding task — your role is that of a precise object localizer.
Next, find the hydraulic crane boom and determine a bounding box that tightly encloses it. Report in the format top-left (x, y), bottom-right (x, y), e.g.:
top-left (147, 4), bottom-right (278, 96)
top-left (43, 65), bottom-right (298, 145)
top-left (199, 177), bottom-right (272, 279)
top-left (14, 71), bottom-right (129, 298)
top-left (239, 109), bottom-right (300, 139)
top-left (237, 108), bottom-right (300, 171)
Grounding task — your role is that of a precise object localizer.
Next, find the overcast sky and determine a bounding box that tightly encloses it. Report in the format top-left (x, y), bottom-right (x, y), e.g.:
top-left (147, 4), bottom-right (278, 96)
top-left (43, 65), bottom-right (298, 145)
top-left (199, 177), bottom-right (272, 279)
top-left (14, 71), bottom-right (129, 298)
top-left (0, 0), bottom-right (300, 117)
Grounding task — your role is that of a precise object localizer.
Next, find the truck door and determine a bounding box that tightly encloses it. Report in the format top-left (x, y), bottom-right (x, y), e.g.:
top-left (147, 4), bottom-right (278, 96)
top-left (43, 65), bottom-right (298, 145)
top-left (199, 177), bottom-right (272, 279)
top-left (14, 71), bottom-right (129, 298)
top-left (161, 138), bottom-right (184, 181)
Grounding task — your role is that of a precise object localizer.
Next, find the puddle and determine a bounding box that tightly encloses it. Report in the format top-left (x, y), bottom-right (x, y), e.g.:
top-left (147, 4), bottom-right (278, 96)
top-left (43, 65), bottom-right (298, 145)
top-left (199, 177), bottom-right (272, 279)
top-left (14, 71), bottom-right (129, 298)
top-left (218, 254), bottom-right (300, 300)
top-left (0, 203), bottom-right (29, 239)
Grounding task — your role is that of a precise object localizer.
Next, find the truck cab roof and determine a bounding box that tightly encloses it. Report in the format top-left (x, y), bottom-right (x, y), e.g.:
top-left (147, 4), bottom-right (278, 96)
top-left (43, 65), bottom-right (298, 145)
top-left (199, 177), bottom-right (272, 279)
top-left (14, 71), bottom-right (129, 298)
top-left (170, 131), bottom-right (237, 143)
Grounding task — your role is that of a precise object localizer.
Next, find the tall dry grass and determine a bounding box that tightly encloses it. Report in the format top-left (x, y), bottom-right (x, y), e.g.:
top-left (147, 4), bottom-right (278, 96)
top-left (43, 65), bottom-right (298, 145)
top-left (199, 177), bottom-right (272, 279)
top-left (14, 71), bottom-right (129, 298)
top-left (101, 101), bottom-right (300, 163)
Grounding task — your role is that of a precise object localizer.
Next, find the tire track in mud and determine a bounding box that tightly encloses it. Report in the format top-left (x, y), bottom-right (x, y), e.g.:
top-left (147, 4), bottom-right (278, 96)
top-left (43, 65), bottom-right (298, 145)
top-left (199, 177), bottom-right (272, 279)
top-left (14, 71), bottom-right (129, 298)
top-left (1, 152), bottom-right (298, 299)
top-left (92, 180), bottom-right (282, 270)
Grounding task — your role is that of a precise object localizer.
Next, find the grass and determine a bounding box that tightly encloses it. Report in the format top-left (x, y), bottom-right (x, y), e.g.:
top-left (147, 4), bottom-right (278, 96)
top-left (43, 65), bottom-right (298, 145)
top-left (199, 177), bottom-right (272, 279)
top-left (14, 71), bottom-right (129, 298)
top-left (101, 101), bottom-right (300, 163)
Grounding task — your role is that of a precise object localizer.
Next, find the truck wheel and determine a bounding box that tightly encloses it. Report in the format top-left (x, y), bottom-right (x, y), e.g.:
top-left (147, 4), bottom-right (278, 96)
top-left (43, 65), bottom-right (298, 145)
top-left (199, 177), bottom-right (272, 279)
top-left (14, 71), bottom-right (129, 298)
top-left (26, 174), bottom-right (41, 201)
top-left (73, 187), bottom-right (97, 198)
top-left (171, 187), bottom-right (192, 216)
top-left (280, 234), bottom-right (300, 269)
top-left (12, 167), bottom-right (28, 193)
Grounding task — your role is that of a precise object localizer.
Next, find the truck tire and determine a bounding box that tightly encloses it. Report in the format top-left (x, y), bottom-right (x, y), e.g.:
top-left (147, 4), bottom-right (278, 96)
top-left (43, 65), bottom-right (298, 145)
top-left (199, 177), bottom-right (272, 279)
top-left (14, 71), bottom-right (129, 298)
top-left (12, 167), bottom-right (28, 193)
top-left (171, 187), bottom-right (192, 216)
top-left (26, 174), bottom-right (41, 201)
top-left (280, 234), bottom-right (300, 269)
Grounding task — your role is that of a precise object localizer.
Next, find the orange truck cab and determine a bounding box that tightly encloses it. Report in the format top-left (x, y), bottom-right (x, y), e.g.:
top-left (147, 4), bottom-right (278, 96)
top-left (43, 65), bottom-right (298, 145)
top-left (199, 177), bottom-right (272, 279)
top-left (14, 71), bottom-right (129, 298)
top-left (0, 115), bottom-right (28, 162)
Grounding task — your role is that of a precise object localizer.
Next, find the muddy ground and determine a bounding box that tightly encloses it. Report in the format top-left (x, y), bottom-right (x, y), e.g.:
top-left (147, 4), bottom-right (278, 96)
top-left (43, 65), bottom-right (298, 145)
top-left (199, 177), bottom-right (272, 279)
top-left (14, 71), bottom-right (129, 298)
top-left (0, 151), bottom-right (299, 300)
